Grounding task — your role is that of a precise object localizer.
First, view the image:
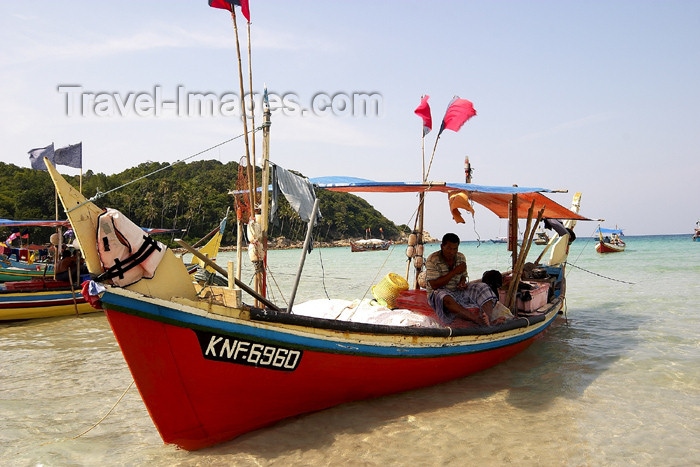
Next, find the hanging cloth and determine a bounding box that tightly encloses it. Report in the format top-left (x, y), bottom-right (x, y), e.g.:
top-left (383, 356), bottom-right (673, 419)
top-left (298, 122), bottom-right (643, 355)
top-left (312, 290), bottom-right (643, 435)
top-left (270, 164), bottom-right (322, 253)
top-left (448, 191), bottom-right (474, 224)
top-left (270, 164), bottom-right (322, 225)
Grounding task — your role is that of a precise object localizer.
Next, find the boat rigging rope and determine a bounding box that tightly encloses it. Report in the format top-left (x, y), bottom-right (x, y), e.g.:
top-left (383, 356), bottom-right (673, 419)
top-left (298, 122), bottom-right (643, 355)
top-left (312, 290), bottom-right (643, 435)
top-left (314, 232), bottom-right (332, 300)
top-left (39, 380), bottom-right (135, 445)
top-left (66, 126), bottom-right (264, 213)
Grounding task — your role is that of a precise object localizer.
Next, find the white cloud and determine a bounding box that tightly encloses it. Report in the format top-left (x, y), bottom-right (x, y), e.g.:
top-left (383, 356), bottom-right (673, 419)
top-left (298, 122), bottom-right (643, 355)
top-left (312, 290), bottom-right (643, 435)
top-left (0, 23), bottom-right (336, 67)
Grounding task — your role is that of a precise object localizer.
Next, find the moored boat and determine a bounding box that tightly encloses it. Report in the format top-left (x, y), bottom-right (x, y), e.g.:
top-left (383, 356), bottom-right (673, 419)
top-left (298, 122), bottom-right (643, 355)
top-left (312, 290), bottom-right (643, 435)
top-left (46, 143), bottom-right (589, 450)
top-left (350, 238), bottom-right (392, 252)
top-left (0, 265), bottom-right (54, 282)
top-left (0, 278), bottom-right (96, 320)
top-left (595, 227), bottom-right (626, 253)
top-left (534, 228), bottom-right (550, 245)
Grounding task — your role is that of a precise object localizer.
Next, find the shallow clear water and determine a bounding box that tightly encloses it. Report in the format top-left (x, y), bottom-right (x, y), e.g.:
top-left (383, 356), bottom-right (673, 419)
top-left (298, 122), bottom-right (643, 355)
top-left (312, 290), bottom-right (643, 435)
top-left (1, 234), bottom-right (698, 465)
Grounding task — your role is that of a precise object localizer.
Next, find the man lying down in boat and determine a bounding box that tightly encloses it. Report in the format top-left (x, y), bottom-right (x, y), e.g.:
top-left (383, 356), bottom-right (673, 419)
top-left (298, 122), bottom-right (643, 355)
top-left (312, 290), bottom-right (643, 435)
top-left (425, 233), bottom-right (512, 327)
top-left (292, 233), bottom-right (513, 329)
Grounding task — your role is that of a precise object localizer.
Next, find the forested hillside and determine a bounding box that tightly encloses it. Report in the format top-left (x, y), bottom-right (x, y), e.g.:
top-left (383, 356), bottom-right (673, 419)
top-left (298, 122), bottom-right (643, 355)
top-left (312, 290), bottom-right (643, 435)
top-left (0, 161), bottom-right (407, 246)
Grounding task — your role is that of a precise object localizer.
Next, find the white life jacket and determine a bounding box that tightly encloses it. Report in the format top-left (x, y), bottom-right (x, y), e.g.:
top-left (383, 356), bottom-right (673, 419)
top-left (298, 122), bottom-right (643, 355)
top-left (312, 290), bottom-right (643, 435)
top-left (96, 208), bottom-right (166, 287)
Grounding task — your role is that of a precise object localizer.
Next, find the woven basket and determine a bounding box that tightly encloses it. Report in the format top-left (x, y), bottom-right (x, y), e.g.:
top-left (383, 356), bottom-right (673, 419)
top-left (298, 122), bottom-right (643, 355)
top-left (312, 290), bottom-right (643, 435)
top-left (371, 273), bottom-right (409, 308)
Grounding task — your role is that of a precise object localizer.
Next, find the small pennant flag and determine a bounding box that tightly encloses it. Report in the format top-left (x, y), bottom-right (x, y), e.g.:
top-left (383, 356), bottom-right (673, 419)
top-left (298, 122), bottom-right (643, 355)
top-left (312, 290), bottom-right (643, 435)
top-left (438, 97), bottom-right (476, 136)
top-left (414, 95), bottom-right (432, 136)
top-left (209, 0), bottom-right (250, 22)
top-left (28, 143), bottom-right (55, 171)
top-left (54, 142), bottom-right (82, 169)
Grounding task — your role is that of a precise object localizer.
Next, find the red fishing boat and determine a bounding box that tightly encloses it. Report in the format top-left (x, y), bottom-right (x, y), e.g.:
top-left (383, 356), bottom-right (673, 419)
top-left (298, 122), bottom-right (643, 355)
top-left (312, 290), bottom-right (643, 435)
top-left (47, 147), bottom-right (589, 450)
top-left (42, 1), bottom-right (592, 450)
top-left (595, 227), bottom-right (626, 253)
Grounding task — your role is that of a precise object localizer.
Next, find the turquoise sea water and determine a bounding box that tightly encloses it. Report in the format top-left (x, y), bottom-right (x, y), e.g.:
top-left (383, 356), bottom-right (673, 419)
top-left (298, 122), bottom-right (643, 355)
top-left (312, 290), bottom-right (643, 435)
top-left (1, 234), bottom-right (698, 465)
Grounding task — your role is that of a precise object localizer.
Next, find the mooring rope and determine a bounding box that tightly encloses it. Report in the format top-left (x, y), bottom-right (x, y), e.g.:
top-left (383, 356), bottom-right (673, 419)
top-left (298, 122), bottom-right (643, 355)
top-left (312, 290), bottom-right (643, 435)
top-left (70, 380), bottom-right (135, 440)
top-left (564, 261), bottom-right (635, 285)
top-left (39, 380), bottom-right (135, 446)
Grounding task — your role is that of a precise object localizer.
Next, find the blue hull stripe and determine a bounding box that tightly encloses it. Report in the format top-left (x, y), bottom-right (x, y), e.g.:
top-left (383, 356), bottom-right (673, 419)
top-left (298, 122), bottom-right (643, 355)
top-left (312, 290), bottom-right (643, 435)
top-left (0, 292), bottom-right (80, 303)
top-left (103, 291), bottom-right (558, 358)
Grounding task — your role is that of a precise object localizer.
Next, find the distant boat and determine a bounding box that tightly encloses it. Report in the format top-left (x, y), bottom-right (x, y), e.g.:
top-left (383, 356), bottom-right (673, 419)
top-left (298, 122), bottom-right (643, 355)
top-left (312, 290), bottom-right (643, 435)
top-left (694, 220), bottom-right (700, 242)
top-left (489, 236), bottom-right (507, 244)
top-left (350, 238), bottom-right (391, 252)
top-left (595, 227), bottom-right (625, 253)
top-left (533, 229), bottom-right (550, 245)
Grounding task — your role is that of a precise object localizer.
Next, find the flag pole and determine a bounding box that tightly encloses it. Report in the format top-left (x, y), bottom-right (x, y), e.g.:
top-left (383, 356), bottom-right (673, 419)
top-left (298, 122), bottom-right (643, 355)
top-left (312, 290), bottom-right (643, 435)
top-left (229, 6), bottom-right (255, 217)
top-left (246, 16), bottom-right (256, 204)
top-left (425, 132), bottom-right (441, 181)
top-left (411, 123), bottom-right (430, 288)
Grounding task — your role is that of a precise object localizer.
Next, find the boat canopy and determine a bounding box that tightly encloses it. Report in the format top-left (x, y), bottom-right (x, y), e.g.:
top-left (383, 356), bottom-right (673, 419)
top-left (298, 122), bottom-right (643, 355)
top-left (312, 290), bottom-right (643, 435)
top-left (0, 219), bottom-right (71, 228)
top-left (311, 176), bottom-right (589, 220)
top-left (595, 227), bottom-right (624, 235)
top-left (0, 218), bottom-right (179, 235)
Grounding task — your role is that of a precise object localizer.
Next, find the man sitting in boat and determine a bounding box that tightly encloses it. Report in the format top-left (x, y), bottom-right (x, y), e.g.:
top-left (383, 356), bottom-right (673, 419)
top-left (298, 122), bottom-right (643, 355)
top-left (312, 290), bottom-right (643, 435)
top-left (54, 249), bottom-right (85, 283)
top-left (425, 233), bottom-right (506, 326)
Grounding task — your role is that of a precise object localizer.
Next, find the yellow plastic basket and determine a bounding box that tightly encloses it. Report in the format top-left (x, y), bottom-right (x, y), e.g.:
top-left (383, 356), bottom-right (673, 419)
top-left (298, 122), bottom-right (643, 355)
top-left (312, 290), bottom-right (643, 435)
top-left (371, 273), bottom-right (409, 309)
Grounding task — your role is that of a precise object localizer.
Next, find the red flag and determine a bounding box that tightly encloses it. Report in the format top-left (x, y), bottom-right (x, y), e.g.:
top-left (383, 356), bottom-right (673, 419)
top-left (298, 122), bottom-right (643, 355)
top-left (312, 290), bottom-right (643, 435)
top-left (209, 0), bottom-right (250, 22)
top-left (414, 95), bottom-right (432, 136)
top-left (438, 97), bottom-right (476, 136)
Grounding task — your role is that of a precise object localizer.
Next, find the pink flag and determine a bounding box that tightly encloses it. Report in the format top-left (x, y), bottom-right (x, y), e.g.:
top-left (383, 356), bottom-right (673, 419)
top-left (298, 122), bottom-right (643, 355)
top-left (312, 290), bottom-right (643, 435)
top-left (438, 97), bottom-right (476, 136)
top-left (414, 95), bottom-right (432, 136)
top-left (209, 0), bottom-right (250, 22)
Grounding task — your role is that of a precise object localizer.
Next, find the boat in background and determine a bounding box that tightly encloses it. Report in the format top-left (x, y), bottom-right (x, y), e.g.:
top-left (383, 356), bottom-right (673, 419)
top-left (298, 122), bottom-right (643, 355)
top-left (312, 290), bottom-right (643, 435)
top-left (693, 220), bottom-right (700, 241)
top-left (0, 278), bottom-right (96, 320)
top-left (350, 238), bottom-right (391, 252)
top-left (534, 228), bottom-right (550, 245)
top-left (0, 264), bottom-right (54, 282)
top-left (489, 236), bottom-right (507, 243)
top-left (595, 226), bottom-right (626, 253)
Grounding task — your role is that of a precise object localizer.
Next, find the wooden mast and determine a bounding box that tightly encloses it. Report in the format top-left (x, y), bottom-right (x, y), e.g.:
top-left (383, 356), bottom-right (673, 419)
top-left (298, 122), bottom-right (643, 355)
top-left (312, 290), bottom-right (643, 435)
top-left (508, 190), bottom-right (518, 272)
top-left (260, 87), bottom-right (271, 298)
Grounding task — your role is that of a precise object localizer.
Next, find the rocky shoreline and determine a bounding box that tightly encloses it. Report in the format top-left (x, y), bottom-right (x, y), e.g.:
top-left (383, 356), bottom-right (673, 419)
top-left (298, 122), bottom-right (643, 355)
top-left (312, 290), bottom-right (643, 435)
top-left (213, 231), bottom-right (439, 251)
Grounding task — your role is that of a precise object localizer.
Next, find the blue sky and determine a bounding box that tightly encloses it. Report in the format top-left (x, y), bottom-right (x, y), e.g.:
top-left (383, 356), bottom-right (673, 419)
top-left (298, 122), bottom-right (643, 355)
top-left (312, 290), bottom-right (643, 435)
top-left (1, 1), bottom-right (698, 239)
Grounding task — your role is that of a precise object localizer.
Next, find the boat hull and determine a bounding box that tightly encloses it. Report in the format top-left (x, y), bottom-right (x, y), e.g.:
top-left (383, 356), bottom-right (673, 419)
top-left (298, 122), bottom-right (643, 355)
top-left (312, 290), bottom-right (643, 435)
top-left (102, 289), bottom-right (561, 450)
top-left (350, 241), bottom-right (391, 252)
top-left (0, 266), bottom-right (52, 282)
top-left (0, 285), bottom-right (97, 320)
top-left (595, 241), bottom-right (625, 253)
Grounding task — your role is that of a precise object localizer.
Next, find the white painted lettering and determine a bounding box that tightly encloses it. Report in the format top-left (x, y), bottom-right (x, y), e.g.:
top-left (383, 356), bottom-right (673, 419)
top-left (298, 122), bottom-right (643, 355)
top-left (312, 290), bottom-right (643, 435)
top-left (205, 336), bottom-right (223, 356)
top-left (273, 348), bottom-right (288, 367)
top-left (260, 346), bottom-right (275, 365)
top-left (220, 338), bottom-right (238, 359)
top-left (284, 350), bottom-right (301, 369)
top-left (248, 343), bottom-right (264, 364)
top-left (234, 341), bottom-right (250, 360)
